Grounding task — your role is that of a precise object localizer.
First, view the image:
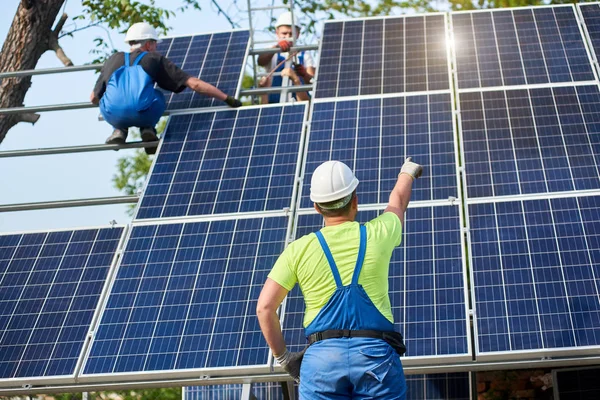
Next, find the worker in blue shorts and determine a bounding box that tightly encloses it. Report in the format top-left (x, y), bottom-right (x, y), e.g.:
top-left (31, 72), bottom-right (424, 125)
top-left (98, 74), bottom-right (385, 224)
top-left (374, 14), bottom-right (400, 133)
top-left (257, 158), bottom-right (423, 399)
top-left (90, 22), bottom-right (242, 153)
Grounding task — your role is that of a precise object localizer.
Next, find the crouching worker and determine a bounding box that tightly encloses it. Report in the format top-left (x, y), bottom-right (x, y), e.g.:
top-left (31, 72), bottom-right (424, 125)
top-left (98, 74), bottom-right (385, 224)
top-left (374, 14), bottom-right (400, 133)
top-left (257, 158), bottom-right (423, 399)
top-left (90, 22), bottom-right (242, 154)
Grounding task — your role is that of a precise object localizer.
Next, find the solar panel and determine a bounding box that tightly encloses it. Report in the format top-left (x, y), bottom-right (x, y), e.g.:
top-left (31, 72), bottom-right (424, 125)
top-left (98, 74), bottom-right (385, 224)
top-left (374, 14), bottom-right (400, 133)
top-left (460, 85), bottom-right (600, 200)
top-left (315, 15), bottom-right (450, 99)
top-left (0, 227), bottom-right (124, 381)
top-left (406, 373), bottom-right (471, 400)
top-left (282, 206), bottom-right (470, 362)
top-left (155, 31), bottom-right (249, 110)
top-left (81, 216), bottom-right (288, 376)
top-left (184, 382), bottom-right (292, 400)
top-left (135, 104), bottom-right (307, 220)
top-left (579, 3), bottom-right (600, 63)
top-left (299, 95), bottom-right (458, 208)
top-left (468, 195), bottom-right (600, 358)
top-left (452, 6), bottom-right (595, 89)
top-left (554, 366), bottom-right (600, 400)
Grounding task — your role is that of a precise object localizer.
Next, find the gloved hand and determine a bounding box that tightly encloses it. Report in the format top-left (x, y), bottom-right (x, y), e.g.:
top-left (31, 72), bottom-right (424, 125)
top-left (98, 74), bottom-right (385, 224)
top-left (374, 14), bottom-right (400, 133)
top-left (294, 63), bottom-right (308, 80)
top-left (275, 348), bottom-right (306, 383)
top-left (278, 39), bottom-right (292, 52)
top-left (225, 96), bottom-right (242, 108)
top-left (399, 157), bottom-right (423, 180)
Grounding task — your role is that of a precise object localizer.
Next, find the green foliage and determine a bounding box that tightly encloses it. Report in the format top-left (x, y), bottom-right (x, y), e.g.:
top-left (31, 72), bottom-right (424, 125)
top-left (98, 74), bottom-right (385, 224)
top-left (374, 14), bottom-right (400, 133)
top-left (40, 387), bottom-right (181, 400)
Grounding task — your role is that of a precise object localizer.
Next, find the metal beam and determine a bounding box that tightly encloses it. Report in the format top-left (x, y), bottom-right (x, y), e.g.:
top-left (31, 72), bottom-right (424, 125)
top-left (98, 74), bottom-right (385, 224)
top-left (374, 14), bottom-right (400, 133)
top-left (240, 85), bottom-right (312, 95)
top-left (0, 102), bottom-right (97, 115)
top-left (249, 44), bottom-right (318, 56)
top-left (0, 141), bottom-right (158, 158)
top-left (2, 356), bottom-right (600, 396)
top-left (0, 64), bottom-right (102, 79)
top-left (0, 196), bottom-right (139, 213)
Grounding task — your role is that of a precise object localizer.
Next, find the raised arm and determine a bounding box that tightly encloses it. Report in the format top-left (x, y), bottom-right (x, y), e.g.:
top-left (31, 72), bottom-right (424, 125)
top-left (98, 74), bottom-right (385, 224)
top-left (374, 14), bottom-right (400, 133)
top-left (384, 158), bottom-right (423, 226)
top-left (185, 77), bottom-right (242, 107)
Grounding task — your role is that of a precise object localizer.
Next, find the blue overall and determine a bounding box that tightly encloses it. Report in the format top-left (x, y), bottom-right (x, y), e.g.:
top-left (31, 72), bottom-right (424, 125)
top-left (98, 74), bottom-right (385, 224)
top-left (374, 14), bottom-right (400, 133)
top-left (268, 52), bottom-right (307, 104)
top-left (100, 52), bottom-right (166, 131)
top-left (299, 225), bottom-right (407, 399)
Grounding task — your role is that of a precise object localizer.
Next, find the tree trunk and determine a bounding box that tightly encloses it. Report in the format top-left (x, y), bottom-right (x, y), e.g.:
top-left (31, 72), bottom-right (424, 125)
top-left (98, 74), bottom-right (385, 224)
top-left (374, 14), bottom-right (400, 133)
top-left (0, 0), bottom-right (66, 145)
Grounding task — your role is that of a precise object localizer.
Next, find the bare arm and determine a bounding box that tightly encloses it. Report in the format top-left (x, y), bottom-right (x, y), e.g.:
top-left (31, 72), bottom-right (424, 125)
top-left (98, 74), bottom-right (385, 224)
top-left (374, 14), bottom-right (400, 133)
top-left (185, 77), bottom-right (228, 101)
top-left (281, 68), bottom-right (309, 102)
top-left (257, 278), bottom-right (289, 356)
top-left (257, 45), bottom-right (279, 67)
top-left (90, 92), bottom-right (99, 105)
top-left (384, 158), bottom-right (422, 226)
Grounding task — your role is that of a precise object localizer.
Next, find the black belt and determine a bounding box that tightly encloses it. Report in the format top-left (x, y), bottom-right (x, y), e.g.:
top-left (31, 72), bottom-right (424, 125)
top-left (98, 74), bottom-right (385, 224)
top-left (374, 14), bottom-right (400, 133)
top-left (308, 329), bottom-right (406, 356)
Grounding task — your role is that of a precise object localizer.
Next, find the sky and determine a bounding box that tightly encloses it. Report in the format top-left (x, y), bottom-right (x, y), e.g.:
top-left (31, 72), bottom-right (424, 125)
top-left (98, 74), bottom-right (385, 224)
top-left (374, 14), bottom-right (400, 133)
top-left (0, 0), bottom-right (310, 233)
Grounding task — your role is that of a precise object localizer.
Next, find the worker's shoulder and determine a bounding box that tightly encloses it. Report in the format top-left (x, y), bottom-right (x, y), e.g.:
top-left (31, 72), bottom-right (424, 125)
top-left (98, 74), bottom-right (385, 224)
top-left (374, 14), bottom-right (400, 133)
top-left (285, 231), bottom-right (317, 254)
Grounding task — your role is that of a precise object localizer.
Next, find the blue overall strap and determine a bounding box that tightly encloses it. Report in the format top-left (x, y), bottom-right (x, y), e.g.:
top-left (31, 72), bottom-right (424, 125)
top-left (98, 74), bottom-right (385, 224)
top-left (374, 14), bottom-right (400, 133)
top-left (132, 51), bottom-right (147, 66)
top-left (314, 231), bottom-right (343, 288)
top-left (124, 52), bottom-right (130, 67)
top-left (351, 225), bottom-right (367, 285)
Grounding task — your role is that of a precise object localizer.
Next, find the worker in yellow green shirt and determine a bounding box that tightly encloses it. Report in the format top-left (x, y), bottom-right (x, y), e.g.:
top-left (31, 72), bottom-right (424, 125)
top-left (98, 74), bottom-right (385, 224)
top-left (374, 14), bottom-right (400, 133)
top-left (257, 158), bottom-right (423, 399)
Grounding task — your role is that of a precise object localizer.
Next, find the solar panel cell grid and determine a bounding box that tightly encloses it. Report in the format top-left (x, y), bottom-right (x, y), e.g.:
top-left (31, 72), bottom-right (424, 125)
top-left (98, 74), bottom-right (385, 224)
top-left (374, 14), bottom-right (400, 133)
top-left (82, 217), bottom-right (287, 375)
top-left (452, 7), bottom-right (595, 89)
top-left (301, 95), bottom-right (457, 208)
top-left (282, 207), bottom-right (469, 359)
top-left (155, 31), bottom-right (249, 110)
top-left (315, 15), bottom-right (449, 99)
top-left (0, 228), bottom-right (123, 380)
top-left (136, 104), bottom-right (306, 220)
top-left (469, 195), bottom-right (600, 356)
top-left (460, 85), bottom-right (600, 199)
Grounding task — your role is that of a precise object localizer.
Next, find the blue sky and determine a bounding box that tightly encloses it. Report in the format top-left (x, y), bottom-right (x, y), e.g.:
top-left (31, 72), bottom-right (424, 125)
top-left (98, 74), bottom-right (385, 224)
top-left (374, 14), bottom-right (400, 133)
top-left (0, 0), bottom-right (298, 233)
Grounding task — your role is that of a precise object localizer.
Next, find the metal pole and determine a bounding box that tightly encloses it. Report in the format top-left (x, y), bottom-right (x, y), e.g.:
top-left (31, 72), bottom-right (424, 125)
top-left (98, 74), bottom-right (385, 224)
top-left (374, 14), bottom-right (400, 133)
top-left (247, 0), bottom-right (259, 105)
top-left (249, 45), bottom-right (317, 56)
top-left (0, 64), bottom-right (102, 79)
top-left (0, 102), bottom-right (97, 115)
top-left (241, 383), bottom-right (257, 400)
top-left (0, 196), bottom-right (139, 213)
top-left (241, 84), bottom-right (312, 96)
top-left (0, 141), bottom-right (158, 158)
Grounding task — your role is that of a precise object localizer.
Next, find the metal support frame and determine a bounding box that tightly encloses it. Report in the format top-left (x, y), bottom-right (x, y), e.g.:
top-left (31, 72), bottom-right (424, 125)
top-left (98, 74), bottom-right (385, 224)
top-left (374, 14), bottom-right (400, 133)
top-left (0, 141), bottom-right (158, 158)
top-left (0, 196), bottom-right (139, 213)
top-left (0, 64), bottom-right (101, 79)
top-left (0, 102), bottom-right (97, 115)
top-left (241, 383), bottom-right (258, 400)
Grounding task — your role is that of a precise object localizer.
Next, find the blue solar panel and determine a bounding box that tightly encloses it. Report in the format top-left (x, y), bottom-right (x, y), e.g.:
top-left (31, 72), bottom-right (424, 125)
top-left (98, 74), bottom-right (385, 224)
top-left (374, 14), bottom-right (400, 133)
top-left (315, 15), bottom-right (449, 99)
top-left (452, 6), bottom-right (595, 89)
top-left (579, 3), bottom-right (600, 63)
top-left (0, 227), bottom-right (123, 380)
top-left (300, 95), bottom-right (457, 208)
top-left (469, 195), bottom-right (600, 357)
top-left (136, 104), bottom-right (307, 220)
top-left (282, 206), bottom-right (470, 361)
top-left (555, 366), bottom-right (600, 400)
top-left (460, 85), bottom-right (600, 199)
top-left (155, 31), bottom-right (249, 110)
top-left (406, 373), bottom-right (471, 400)
top-left (82, 216), bottom-right (288, 375)
top-left (185, 382), bottom-right (292, 400)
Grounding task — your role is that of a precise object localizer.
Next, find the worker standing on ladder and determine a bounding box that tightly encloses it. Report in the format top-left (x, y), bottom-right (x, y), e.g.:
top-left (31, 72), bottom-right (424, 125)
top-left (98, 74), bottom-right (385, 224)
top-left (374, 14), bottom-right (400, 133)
top-left (257, 12), bottom-right (315, 103)
top-left (90, 22), bottom-right (242, 153)
top-left (257, 158), bottom-right (423, 399)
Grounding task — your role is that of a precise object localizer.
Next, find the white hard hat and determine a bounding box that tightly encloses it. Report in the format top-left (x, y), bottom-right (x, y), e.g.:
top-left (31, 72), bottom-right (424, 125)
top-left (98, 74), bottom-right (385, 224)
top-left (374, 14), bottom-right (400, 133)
top-left (275, 11), bottom-right (301, 30)
top-left (310, 161), bottom-right (359, 205)
top-left (124, 22), bottom-right (160, 43)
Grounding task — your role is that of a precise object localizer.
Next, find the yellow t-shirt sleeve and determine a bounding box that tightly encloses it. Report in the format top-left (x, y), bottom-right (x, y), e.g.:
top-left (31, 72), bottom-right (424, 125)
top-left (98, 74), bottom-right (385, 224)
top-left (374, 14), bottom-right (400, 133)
top-left (268, 245), bottom-right (297, 291)
top-left (368, 211), bottom-right (403, 247)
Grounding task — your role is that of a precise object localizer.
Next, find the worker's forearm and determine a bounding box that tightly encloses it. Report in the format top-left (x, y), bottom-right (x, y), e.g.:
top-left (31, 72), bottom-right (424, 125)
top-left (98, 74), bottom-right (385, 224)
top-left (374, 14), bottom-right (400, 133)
top-left (257, 51), bottom-right (275, 67)
top-left (388, 173), bottom-right (414, 215)
top-left (189, 79), bottom-right (228, 101)
top-left (257, 308), bottom-right (287, 356)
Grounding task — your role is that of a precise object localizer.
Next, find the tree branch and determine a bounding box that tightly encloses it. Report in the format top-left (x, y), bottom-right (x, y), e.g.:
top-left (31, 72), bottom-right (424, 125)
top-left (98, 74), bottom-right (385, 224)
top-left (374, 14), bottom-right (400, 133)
top-left (17, 113), bottom-right (40, 124)
top-left (48, 13), bottom-right (74, 66)
top-left (210, 0), bottom-right (239, 28)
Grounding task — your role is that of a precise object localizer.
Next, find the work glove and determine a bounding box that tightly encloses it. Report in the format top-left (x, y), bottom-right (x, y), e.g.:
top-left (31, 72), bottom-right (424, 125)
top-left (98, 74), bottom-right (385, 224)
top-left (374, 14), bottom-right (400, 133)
top-left (294, 63), bottom-right (308, 80)
top-left (278, 39), bottom-right (292, 52)
top-left (224, 96), bottom-right (242, 108)
top-left (275, 348), bottom-right (306, 383)
top-left (399, 157), bottom-right (423, 180)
